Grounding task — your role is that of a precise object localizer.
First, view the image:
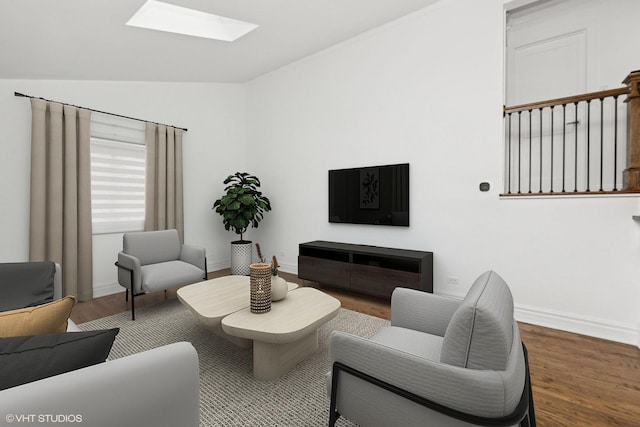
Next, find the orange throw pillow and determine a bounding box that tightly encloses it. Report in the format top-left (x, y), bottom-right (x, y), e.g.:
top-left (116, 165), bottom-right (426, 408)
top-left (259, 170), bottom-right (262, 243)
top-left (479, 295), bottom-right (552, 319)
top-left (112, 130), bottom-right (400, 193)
top-left (0, 296), bottom-right (76, 337)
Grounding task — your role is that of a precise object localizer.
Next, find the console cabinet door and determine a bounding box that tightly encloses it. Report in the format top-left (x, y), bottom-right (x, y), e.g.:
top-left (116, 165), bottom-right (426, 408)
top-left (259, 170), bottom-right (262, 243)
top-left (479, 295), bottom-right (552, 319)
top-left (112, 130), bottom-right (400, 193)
top-left (298, 256), bottom-right (350, 289)
top-left (350, 264), bottom-right (421, 298)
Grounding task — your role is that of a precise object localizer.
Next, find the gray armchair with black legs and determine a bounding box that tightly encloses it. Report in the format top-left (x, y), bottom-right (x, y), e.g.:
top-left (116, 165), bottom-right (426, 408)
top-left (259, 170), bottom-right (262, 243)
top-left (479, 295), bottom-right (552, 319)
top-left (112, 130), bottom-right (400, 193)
top-left (116, 229), bottom-right (207, 320)
top-left (327, 270), bottom-right (536, 427)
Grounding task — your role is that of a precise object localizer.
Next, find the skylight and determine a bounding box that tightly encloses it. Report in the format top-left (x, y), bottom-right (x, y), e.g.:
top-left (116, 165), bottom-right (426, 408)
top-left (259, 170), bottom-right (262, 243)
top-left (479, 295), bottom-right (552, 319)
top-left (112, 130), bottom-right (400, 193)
top-left (126, 0), bottom-right (258, 42)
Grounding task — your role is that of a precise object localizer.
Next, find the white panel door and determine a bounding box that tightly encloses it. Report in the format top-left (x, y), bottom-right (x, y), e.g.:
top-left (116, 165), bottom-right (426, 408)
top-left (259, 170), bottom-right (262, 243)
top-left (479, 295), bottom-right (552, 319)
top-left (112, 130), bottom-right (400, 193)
top-left (507, 30), bottom-right (586, 106)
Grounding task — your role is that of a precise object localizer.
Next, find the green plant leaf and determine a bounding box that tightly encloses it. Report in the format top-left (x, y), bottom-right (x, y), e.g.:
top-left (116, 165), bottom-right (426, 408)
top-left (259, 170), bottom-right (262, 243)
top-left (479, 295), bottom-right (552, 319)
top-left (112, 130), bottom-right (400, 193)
top-left (213, 171), bottom-right (272, 237)
top-left (239, 194), bottom-right (255, 205)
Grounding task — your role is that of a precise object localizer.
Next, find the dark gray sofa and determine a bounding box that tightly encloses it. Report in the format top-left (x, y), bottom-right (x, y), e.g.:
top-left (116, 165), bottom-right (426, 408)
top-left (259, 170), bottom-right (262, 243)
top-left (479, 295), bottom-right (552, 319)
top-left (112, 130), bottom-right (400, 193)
top-left (0, 261), bottom-right (201, 427)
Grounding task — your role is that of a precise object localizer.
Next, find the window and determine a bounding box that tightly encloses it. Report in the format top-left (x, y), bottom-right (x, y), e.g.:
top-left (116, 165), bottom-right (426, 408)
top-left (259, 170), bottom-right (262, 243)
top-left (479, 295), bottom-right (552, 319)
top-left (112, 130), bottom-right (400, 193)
top-left (90, 113), bottom-right (146, 234)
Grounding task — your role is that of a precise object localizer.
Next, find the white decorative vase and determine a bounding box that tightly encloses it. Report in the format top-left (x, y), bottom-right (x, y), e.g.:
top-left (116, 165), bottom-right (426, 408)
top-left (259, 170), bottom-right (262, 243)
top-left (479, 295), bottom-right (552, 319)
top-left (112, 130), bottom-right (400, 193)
top-left (271, 275), bottom-right (288, 301)
top-left (230, 240), bottom-right (252, 275)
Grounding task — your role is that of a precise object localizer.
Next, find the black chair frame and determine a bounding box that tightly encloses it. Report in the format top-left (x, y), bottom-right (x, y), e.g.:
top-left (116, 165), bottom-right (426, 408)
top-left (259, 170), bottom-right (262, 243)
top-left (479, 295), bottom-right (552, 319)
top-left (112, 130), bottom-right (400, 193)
top-left (329, 342), bottom-right (536, 427)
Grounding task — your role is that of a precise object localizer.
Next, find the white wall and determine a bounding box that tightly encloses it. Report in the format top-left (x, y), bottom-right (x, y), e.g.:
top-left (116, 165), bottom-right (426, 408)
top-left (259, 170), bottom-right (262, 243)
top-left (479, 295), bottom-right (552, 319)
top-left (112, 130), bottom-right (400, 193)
top-left (245, 0), bottom-right (640, 345)
top-left (0, 79), bottom-right (246, 296)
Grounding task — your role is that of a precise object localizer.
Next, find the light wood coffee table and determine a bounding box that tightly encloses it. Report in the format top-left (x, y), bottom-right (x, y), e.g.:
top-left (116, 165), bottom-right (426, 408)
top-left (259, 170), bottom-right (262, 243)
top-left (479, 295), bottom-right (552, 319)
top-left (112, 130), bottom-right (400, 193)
top-left (177, 275), bottom-right (298, 348)
top-left (222, 287), bottom-right (341, 380)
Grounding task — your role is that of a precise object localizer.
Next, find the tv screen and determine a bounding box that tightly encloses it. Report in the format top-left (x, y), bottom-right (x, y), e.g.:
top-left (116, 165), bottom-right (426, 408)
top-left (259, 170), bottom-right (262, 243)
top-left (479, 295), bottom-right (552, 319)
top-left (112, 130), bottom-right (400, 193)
top-left (329, 163), bottom-right (409, 226)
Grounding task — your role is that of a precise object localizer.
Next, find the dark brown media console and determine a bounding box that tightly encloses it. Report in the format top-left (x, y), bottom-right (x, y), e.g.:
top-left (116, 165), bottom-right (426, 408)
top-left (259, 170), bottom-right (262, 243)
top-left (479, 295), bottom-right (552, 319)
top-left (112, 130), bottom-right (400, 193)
top-left (298, 241), bottom-right (433, 298)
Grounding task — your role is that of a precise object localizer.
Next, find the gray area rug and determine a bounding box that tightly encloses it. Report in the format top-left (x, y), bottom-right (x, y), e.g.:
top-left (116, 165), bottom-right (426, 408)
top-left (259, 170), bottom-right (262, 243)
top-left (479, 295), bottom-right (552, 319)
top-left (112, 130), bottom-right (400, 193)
top-left (79, 299), bottom-right (389, 426)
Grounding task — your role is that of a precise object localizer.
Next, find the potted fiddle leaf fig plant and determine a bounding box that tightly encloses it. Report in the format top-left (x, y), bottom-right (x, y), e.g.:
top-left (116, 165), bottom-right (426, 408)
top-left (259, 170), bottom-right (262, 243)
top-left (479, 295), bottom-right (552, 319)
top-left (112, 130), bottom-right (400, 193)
top-left (213, 172), bottom-right (272, 275)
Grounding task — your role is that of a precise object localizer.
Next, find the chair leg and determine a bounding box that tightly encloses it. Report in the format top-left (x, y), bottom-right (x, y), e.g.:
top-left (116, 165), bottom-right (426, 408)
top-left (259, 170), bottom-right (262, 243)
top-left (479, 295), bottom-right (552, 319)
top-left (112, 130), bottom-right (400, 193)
top-left (527, 375), bottom-right (537, 426)
top-left (522, 343), bottom-right (536, 427)
top-left (116, 262), bottom-right (136, 320)
top-left (130, 282), bottom-right (136, 321)
top-left (328, 364), bottom-right (341, 426)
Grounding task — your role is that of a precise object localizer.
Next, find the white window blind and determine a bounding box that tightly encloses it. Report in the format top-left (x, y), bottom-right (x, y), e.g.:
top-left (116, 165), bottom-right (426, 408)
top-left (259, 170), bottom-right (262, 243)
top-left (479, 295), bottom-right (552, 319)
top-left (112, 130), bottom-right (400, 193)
top-left (90, 113), bottom-right (146, 234)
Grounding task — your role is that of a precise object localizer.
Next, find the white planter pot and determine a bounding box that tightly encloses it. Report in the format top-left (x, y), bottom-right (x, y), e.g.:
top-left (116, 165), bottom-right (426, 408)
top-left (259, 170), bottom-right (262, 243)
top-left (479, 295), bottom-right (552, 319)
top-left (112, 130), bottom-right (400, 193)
top-left (230, 240), bottom-right (252, 275)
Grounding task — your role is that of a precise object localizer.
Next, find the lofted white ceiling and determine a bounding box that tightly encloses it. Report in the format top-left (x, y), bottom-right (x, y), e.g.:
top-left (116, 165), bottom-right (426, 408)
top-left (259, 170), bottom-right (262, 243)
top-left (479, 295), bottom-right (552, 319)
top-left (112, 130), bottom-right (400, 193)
top-left (0, 0), bottom-right (440, 83)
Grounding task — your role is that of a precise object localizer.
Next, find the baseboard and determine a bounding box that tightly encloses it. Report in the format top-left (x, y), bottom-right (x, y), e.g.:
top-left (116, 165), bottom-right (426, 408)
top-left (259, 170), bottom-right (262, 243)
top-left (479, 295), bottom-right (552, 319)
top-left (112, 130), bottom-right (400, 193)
top-left (277, 262), bottom-right (296, 275)
top-left (207, 259), bottom-right (296, 274)
top-left (93, 282), bottom-right (122, 298)
top-left (515, 304), bottom-right (639, 347)
top-left (435, 290), bottom-right (638, 347)
top-left (206, 257), bottom-right (229, 273)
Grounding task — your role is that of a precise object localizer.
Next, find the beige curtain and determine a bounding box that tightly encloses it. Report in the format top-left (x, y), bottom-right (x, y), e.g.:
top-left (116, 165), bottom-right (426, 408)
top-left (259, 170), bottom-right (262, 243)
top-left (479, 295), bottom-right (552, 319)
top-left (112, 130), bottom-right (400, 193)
top-left (144, 123), bottom-right (184, 241)
top-left (29, 99), bottom-right (93, 301)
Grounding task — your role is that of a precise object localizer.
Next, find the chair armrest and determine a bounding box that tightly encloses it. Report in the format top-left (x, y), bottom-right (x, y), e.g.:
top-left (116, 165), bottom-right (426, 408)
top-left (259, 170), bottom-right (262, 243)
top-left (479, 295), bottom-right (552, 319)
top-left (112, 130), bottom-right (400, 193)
top-left (116, 252), bottom-right (142, 294)
top-left (52, 263), bottom-right (62, 300)
top-left (180, 244), bottom-right (206, 275)
top-left (0, 342), bottom-right (200, 427)
top-left (46, 264), bottom-right (77, 329)
top-left (391, 288), bottom-right (461, 337)
top-left (329, 331), bottom-right (519, 418)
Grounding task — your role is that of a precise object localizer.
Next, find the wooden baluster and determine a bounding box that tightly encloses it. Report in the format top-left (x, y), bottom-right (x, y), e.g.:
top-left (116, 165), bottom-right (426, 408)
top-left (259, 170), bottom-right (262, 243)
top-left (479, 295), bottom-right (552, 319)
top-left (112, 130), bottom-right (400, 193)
top-left (623, 70), bottom-right (640, 191)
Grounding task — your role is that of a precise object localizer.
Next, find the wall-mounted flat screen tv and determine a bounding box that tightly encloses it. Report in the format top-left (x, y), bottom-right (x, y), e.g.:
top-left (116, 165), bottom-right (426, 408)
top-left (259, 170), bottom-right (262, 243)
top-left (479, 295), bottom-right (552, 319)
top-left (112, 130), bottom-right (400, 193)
top-left (329, 163), bottom-right (409, 226)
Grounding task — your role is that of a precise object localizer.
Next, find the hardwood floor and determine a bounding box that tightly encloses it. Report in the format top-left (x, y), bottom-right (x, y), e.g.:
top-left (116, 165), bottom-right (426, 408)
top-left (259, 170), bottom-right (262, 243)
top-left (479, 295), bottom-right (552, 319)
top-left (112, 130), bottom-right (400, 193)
top-left (71, 270), bottom-right (640, 426)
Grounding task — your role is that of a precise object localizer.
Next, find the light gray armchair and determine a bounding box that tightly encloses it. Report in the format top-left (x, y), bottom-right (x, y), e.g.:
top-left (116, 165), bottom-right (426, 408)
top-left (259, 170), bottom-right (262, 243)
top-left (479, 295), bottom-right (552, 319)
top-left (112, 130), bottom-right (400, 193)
top-left (328, 270), bottom-right (535, 427)
top-left (116, 229), bottom-right (206, 320)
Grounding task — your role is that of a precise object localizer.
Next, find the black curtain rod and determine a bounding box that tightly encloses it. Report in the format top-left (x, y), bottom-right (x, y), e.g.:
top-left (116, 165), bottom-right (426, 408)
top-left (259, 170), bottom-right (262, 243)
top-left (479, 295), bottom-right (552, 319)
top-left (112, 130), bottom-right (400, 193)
top-left (14, 92), bottom-right (188, 132)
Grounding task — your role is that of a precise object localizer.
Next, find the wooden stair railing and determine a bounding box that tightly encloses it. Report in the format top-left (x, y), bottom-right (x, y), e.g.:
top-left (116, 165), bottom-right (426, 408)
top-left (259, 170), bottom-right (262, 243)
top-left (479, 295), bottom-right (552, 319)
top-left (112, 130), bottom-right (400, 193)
top-left (502, 70), bottom-right (640, 196)
top-left (622, 70), bottom-right (640, 191)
